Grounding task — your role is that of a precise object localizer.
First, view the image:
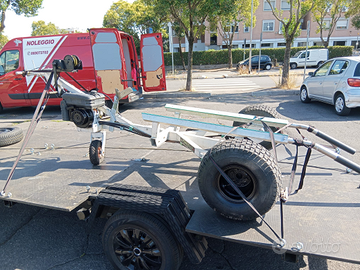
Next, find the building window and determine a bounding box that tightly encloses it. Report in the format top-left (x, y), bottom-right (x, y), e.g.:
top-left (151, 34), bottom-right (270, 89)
top-left (351, 40), bottom-right (360, 49)
top-left (263, 20), bottom-right (275, 32)
top-left (281, 0), bottom-right (290, 10)
top-left (261, 43), bottom-right (272, 48)
top-left (298, 42), bottom-right (307, 47)
top-left (210, 35), bottom-right (217, 45)
top-left (333, 41), bottom-right (346, 46)
top-left (232, 25), bottom-right (239, 33)
top-left (242, 43), bottom-right (255, 48)
top-left (277, 42), bottom-right (286, 47)
top-left (244, 26), bottom-right (249, 33)
top-left (336, 19), bottom-right (348, 30)
top-left (279, 22), bottom-right (283, 34)
top-left (323, 19), bottom-right (331, 30)
top-left (264, 0), bottom-right (275, 11)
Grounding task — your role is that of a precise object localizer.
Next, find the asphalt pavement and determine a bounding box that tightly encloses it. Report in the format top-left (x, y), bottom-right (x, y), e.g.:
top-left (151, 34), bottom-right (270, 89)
top-left (0, 68), bottom-right (359, 270)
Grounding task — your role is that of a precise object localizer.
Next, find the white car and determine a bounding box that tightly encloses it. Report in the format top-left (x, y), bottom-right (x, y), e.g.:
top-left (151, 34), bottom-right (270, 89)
top-left (300, 56), bottom-right (360, 115)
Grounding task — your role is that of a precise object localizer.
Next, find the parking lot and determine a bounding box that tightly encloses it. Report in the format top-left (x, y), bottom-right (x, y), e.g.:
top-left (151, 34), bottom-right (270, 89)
top-left (0, 88), bottom-right (360, 270)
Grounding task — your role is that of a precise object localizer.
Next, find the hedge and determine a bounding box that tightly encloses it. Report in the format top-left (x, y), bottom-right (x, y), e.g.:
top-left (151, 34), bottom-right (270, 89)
top-left (164, 46), bottom-right (353, 66)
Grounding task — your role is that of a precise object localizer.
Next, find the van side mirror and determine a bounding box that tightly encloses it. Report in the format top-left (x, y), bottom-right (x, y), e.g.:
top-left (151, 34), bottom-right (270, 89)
top-left (308, 72), bottom-right (314, 77)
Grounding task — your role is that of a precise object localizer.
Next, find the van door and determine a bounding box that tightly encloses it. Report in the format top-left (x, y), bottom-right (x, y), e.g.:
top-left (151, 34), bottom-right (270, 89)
top-left (140, 33), bottom-right (166, 92)
top-left (90, 29), bottom-right (127, 97)
top-left (0, 49), bottom-right (30, 108)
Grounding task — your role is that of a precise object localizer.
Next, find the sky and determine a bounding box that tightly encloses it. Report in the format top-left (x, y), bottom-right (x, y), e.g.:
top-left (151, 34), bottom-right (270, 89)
top-left (3, 0), bottom-right (133, 40)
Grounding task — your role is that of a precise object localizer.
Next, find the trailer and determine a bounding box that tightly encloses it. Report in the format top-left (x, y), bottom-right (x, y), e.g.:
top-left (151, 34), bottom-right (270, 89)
top-left (1, 56), bottom-right (360, 269)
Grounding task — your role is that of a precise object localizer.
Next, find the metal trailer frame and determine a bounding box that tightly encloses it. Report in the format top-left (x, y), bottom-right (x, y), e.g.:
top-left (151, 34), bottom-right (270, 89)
top-left (2, 65), bottom-right (360, 269)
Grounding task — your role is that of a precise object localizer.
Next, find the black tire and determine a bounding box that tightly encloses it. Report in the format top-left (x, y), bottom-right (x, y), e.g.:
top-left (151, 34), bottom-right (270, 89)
top-left (290, 63), bottom-right (297, 69)
top-left (316, 61), bottom-right (324, 68)
top-left (233, 105), bottom-right (281, 150)
top-left (102, 210), bottom-right (182, 270)
top-left (334, 93), bottom-right (351, 116)
top-left (264, 64), bottom-right (272, 70)
top-left (89, 140), bottom-right (104, 165)
top-left (300, 86), bottom-right (311, 103)
top-left (0, 102), bottom-right (3, 113)
top-left (0, 127), bottom-right (24, 147)
top-left (198, 138), bottom-right (281, 221)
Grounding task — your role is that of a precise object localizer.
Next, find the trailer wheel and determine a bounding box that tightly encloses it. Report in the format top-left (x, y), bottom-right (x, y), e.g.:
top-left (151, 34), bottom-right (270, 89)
top-left (0, 127), bottom-right (24, 147)
top-left (198, 138), bottom-right (281, 221)
top-left (233, 105), bottom-right (281, 150)
top-left (89, 140), bottom-right (104, 165)
top-left (102, 210), bottom-right (182, 270)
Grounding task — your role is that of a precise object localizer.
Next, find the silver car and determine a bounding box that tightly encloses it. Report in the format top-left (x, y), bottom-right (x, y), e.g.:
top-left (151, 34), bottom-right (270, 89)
top-left (300, 56), bottom-right (360, 115)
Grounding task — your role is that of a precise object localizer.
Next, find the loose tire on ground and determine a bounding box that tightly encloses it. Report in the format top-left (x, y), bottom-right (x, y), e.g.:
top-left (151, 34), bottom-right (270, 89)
top-left (0, 127), bottom-right (24, 147)
top-left (233, 105), bottom-right (281, 150)
top-left (89, 140), bottom-right (104, 165)
top-left (102, 210), bottom-right (183, 270)
top-left (198, 138), bottom-right (281, 221)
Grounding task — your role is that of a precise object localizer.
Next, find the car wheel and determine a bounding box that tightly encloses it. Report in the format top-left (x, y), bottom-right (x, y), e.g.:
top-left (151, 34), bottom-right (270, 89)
top-left (290, 63), bottom-right (297, 69)
top-left (334, 93), bottom-right (351, 116)
top-left (264, 64), bottom-right (271, 70)
top-left (300, 86), bottom-right (311, 103)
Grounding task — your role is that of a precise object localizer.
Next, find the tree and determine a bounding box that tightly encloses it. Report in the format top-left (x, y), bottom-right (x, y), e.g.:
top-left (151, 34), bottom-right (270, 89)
top-left (144, 0), bottom-right (231, 91)
top-left (172, 21), bottom-right (186, 70)
top-left (213, 0), bottom-right (258, 68)
top-left (313, 0), bottom-right (350, 48)
top-left (103, 0), bottom-right (168, 53)
top-left (0, 0), bottom-right (43, 33)
top-left (266, 0), bottom-right (315, 87)
top-left (0, 33), bottom-right (8, 48)
top-left (31, 20), bottom-right (68, 36)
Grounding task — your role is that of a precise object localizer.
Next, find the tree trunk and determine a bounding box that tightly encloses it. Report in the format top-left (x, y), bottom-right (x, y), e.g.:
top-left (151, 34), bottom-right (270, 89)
top-left (227, 46), bottom-right (233, 69)
top-left (185, 35), bottom-right (194, 91)
top-left (178, 38), bottom-right (186, 70)
top-left (281, 40), bottom-right (292, 87)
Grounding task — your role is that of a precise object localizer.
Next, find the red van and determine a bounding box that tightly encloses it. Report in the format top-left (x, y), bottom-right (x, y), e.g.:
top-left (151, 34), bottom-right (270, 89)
top-left (0, 28), bottom-right (166, 112)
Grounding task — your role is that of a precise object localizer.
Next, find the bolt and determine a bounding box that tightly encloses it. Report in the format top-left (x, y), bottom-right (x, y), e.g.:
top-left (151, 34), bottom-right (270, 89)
top-left (7, 192), bottom-right (12, 198)
top-left (346, 168), bottom-right (352, 174)
top-left (44, 143), bottom-right (48, 149)
top-left (86, 186), bottom-right (91, 193)
top-left (30, 148), bottom-right (35, 155)
top-left (50, 144), bottom-right (55, 150)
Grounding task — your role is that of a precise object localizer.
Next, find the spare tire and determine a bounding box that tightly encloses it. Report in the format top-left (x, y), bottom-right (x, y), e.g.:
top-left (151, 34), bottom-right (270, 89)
top-left (0, 127), bottom-right (24, 147)
top-left (233, 105), bottom-right (281, 149)
top-left (198, 138), bottom-right (281, 221)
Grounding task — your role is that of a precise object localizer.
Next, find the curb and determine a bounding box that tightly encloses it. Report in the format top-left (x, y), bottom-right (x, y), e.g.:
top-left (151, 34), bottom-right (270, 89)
top-left (143, 88), bottom-right (299, 100)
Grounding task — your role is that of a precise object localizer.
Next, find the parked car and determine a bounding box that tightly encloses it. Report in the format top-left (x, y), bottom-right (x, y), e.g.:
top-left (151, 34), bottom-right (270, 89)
top-left (290, 49), bottom-right (328, 69)
top-left (236, 55), bottom-right (272, 71)
top-left (300, 56), bottom-right (360, 115)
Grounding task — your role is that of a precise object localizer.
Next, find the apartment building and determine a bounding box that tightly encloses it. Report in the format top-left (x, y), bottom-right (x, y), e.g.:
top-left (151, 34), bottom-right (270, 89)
top-left (172, 1), bottom-right (359, 52)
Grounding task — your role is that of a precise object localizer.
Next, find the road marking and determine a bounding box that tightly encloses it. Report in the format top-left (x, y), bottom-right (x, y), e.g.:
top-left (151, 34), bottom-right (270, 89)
top-left (191, 78), bottom-right (261, 92)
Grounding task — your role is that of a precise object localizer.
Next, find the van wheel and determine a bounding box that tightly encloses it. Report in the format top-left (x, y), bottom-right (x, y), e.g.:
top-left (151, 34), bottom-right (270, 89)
top-left (198, 138), bottom-right (281, 221)
top-left (300, 86), bottom-right (311, 103)
top-left (233, 105), bottom-right (281, 150)
top-left (89, 140), bottom-right (104, 165)
top-left (0, 127), bottom-right (24, 147)
top-left (316, 61), bottom-right (324, 68)
top-left (334, 93), bottom-right (351, 116)
top-left (102, 210), bottom-right (182, 270)
top-left (290, 63), bottom-right (297, 69)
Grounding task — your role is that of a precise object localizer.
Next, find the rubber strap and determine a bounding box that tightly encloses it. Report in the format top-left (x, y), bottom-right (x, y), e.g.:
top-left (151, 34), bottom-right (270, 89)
top-left (261, 121), bottom-right (278, 162)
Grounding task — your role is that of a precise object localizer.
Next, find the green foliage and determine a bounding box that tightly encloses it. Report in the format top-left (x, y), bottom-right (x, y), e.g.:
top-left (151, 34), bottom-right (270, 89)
top-left (351, 15), bottom-right (360, 30)
top-left (0, 33), bottom-right (8, 48)
top-left (31, 21), bottom-right (60, 36)
top-left (164, 46), bottom-right (353, 66)
top-left (0, 0), bottom-right (43, 32)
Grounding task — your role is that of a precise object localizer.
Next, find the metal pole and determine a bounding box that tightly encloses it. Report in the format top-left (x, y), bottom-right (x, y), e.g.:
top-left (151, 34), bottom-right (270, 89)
top-left (249, 0), bottom-right (254, 73)
top-left (259, 32), bottom-right (262, 73)
top-left (168, 22), bottom-right (175, 74)
top-left (303, 21), bottom-right (310, 82)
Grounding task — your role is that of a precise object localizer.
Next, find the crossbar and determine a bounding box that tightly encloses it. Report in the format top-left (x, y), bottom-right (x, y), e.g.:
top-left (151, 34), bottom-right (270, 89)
top-left (165, 104), bottom-right (289, 128)
top-left (142, 113), bottom-right (289, 144)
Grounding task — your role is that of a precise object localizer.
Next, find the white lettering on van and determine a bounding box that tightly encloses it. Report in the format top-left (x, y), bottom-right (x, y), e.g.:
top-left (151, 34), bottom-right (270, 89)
top-left (26, 39), bottom-right (55, 46)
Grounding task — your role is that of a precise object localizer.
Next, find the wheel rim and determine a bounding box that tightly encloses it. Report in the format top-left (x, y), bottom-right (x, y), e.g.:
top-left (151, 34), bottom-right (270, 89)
top-left (266, 65), bottom-right (271, 70)
top-left (217, 164), bottom-right (256, 202)
top-left (301, 88), bottom-right (308, 101)
top-left (0, 128), bottom-right (12, 134)
top-left (112, 227), bottom-right (162, 269)
top-left (335, 96), bottom-right (344, 112)
top-left (97, 146), bottom-right (102, 158)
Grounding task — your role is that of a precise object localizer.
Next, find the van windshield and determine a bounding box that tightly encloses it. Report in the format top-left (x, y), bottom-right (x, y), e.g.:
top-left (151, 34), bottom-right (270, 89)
top-left (293, 51), bottom-right (302, 57)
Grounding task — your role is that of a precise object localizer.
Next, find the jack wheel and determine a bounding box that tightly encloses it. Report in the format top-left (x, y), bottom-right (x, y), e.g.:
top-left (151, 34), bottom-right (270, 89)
top-left (89, 140), bottom-right (104, 165)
